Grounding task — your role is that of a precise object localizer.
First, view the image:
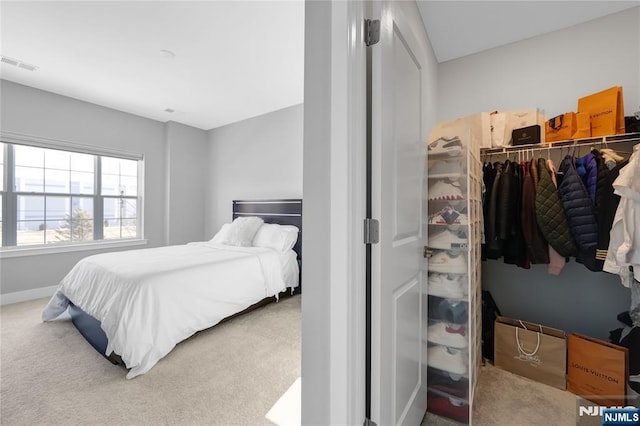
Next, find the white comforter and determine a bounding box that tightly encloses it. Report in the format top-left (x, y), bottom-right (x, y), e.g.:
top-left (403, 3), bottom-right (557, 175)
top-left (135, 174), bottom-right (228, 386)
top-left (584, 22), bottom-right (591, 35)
top-left (42, 242), bottom-right (297, 379)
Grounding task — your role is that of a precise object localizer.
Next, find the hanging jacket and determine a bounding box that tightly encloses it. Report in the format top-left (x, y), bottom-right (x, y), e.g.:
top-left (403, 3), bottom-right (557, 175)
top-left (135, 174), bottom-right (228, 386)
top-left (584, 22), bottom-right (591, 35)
top-left (535, 157), bottom-right (576, 258)
top-left (497, 160), bottom-right (515, 241)
top-left (546, 159), bottom-right (567, 276)
top-left (481, 162), bottom-right (495, 261)
top-left (486, 162), bottom-right (504, 259)
top-left (575, 152), bottom-right (598, 204)
top-left (596, 158), bottom-right (628, 265)
top-left (503, 162), bottom-right (528, 268)
top-left (521, 159), bottom-right (549, 264)
top-left (558, 155), bottom-right (598, 266)
top-left (589, 150), bottom-right (612, 271)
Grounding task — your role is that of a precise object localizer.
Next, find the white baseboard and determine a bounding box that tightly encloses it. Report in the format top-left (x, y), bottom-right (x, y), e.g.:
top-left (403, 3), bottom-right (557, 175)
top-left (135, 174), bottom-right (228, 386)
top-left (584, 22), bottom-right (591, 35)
top-left (1, 285), bottom-right (57, 306)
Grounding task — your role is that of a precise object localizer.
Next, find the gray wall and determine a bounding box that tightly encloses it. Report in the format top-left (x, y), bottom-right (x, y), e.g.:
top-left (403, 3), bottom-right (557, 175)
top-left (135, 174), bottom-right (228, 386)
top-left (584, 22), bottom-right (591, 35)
top-left (205, 104), bottom-right (303, 239)
top-left (165, 121), bottom-right (208, 245)
top-left (436, 8), bottom-right (640, 339)
top-left (0, 80), bottom-right (207, 295)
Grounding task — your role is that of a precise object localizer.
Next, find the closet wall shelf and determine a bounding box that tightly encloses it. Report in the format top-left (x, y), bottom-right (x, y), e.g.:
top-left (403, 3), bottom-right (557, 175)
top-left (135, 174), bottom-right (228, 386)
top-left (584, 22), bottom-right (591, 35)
top-left (480, 132), bottom-right (640, 155)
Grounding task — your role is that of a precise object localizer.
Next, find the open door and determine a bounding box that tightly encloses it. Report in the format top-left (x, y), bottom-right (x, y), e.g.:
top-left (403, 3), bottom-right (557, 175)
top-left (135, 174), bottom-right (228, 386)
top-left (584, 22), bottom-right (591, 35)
top-left (370, 1), bottom-right (430, 425)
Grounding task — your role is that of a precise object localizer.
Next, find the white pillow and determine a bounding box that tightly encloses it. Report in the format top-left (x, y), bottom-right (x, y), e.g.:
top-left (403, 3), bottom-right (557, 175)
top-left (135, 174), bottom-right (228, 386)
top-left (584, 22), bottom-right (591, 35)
top-left (210, 223), bottom-right (231, 244)
top-left (252, 223), bottom-right (299, 252)
top-left (222, 216), bottom-right (264, 247)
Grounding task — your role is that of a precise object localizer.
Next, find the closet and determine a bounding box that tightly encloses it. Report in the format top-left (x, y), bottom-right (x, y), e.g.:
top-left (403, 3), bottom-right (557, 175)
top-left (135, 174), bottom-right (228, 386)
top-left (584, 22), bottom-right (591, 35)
top-left (424, 125), bottom-right (640, 424)
top-left (424, 124), bottom-right (482, 424)
top-left (481, 133), bottom-right (639, 274)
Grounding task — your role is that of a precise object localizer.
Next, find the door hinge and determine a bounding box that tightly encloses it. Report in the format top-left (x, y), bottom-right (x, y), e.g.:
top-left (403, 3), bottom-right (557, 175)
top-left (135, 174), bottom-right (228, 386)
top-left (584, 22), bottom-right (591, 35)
top-left (423, 246), bottom-right (433, 258)
top-left (363, 418), bottom-right (378, 426)
top-left (364, 19), bottom-right (380, 46)
top-left (364, 218), bottom-right (379, 244)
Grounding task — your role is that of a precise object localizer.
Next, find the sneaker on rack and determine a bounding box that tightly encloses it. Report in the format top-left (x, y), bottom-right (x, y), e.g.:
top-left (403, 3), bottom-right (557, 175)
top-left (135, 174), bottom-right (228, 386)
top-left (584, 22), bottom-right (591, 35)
top-left (428, 136), bottom-right (463, 155)
top-left (427, 391), bottom-right (469, 423)
top-left (428, 250), bottom-right (467, 274)
top-left (428, 273), bottom-right (466, 299)
top-left (428, 180), bottom-right (464, 201)
top-left (428, 229), bottom-right (468, 250)
top-left (427, 345), bottom-right (467, 375)
top-left (429, 158), bottom-right (463, 178)
top-left (426, 322), bottom-right (468, 349)
top-left (428, 206), bottom-right (468, 225)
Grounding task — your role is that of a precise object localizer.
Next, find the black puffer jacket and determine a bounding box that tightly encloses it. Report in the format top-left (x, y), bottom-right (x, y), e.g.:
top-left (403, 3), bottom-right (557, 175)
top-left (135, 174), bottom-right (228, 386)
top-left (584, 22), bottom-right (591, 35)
top-left (558, 155), bottom-right (598, 263)
top-left (535, 158), bottom-right (576, 258)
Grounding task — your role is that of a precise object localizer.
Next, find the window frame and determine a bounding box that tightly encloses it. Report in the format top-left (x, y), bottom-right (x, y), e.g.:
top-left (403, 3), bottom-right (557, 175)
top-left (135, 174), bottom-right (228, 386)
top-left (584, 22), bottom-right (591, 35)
top-left (0, 132), bottom-right (146, 257)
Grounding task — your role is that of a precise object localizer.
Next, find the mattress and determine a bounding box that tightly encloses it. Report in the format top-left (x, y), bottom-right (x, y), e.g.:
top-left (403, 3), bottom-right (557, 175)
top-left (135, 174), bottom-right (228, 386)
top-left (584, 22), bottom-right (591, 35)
top-left (43, 242), bottom-right (299, 378)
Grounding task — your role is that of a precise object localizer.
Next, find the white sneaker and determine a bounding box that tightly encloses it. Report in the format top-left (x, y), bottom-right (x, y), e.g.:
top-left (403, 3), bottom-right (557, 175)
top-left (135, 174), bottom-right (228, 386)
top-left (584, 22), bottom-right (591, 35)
top-left (428, 273), bottom-right (466, 299)
top-left (428, 136), bottom-right (463, 155)
top-left (429, 158), bottom-right (463, 178)
top-left (427, 345), bottom-right (467, 375)
top-left (428, 180), bottom-right (464, 201)
top-left (428, 229), bottom-right (468, 250)
top-left (429, 251), bottom-right (467, 274)
top-left (426, 322), bottom-right (468, 349)
top-left (428, 207), bottom-right (468, 225)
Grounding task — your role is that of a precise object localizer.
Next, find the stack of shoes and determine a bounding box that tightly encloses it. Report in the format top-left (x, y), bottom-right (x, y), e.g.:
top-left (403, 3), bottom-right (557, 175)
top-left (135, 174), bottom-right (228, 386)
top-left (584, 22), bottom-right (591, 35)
top-left (428, 206), bottom-right (468, 225)
top-left (427, 345), bottom-right (467, 375)
top-left (426, 321), bottom-right (468, 349)
top-left (428, 180), bottom-right (464, 201)
top-left (428, 136), bottom-right (463, 156)
top-left (428, 296), bottom-right (468, 324)
top-left (427, 367), bottom-right (469, 399)
top-left (428, 229), bottom-right (468, 250)
top-left (428, 250), bottom-right (467, 274)
top-left (429, 158), bottom-right (463, 178)
top-left (428, 273), bottom-right (466, 299)
top-left (427, 390), bottom-right (469, 423)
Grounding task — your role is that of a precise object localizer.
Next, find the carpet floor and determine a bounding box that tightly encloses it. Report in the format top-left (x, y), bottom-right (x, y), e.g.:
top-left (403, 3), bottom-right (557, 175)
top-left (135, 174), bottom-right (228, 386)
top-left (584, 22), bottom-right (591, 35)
top-left (2, 295), bottom-right (600, 426)
top-left (1, 295), bottom-right (301, 425)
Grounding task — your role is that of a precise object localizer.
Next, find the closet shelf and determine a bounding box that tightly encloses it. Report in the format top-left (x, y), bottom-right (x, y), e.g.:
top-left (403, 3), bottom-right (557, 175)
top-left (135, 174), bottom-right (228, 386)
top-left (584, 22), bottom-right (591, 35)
top-left (480, 132), bottom-right (640, 155)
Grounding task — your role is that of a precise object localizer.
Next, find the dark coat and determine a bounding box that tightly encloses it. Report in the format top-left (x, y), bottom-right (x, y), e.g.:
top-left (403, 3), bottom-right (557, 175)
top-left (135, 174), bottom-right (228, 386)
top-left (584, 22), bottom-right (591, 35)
top-left (535, 158), bottom-right (576, 257)
top-left (575, 152), bottom-right (598, 204)
top-left (522, 159), bottom-right (549, 264)
top-left (557, 155), bottom-right (598, 264)
top-left (486, 162), bottom-right (504, 259)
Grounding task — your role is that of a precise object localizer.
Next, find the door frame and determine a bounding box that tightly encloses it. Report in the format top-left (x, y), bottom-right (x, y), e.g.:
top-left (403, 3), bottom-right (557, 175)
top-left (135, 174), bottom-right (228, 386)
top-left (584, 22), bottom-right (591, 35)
top-left (301, 1), bottom-right (368, 425)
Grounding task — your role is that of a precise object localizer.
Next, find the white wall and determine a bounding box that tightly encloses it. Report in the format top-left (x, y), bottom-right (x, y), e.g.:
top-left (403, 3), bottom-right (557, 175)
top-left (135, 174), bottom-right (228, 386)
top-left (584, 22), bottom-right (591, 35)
top-left (434, 8), bottom-right (640, 339)
top-left (205, 104), bottom-right (303, 238)
top-left (165, 121), bottom-right (208, 245)
top-left (437, 7), bottom-right (640, 122)
top-left (0, 80), bottom-right (207, 296)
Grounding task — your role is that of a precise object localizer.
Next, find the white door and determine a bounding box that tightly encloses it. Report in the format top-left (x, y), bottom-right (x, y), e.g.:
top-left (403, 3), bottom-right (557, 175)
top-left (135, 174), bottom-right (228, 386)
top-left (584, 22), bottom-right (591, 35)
top-left (370, 1), bottom-right (429, 425)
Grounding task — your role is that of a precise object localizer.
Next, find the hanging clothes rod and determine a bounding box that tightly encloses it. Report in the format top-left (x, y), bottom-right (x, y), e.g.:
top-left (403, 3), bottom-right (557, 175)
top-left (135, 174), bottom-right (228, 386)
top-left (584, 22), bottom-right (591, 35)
top-left (480, 132), bottom-right (640, 155)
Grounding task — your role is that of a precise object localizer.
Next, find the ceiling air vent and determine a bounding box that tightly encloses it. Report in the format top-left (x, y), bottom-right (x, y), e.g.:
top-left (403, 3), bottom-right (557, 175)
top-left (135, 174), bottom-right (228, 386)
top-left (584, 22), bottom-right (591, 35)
top-left (0, 55), bottom-right (38, 71)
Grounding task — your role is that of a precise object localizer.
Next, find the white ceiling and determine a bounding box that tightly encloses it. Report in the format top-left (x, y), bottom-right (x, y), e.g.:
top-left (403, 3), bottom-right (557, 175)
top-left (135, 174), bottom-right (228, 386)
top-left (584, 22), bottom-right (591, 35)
top-left (418, 1), bottom-right (640, 63)
top-left (1, 1), bottom-right (305, 130)
top-left (1, 1), bottom-right (638, 130)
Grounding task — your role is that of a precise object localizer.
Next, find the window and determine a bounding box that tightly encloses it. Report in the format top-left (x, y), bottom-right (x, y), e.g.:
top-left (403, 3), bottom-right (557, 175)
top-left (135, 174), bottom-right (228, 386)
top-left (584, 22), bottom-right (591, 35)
top-left (1, 142), bottom-right (142, 249)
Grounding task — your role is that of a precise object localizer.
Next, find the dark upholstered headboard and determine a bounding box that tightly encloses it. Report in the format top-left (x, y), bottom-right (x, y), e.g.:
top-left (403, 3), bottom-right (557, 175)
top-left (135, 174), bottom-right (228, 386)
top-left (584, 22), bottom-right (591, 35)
top-left (232, 199), bottom-right (302, 261)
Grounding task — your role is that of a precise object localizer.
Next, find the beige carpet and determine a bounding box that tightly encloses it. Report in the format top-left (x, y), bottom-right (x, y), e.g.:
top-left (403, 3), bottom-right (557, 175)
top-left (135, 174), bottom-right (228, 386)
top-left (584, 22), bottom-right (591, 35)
top-left (1, 295), bottom-right (301, 425)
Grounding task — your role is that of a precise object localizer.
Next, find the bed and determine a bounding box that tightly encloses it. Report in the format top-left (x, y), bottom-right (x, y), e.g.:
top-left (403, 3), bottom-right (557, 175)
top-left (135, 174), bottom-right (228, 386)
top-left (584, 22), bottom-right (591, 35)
top-left (42, 199), bottom-right (302, 379)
